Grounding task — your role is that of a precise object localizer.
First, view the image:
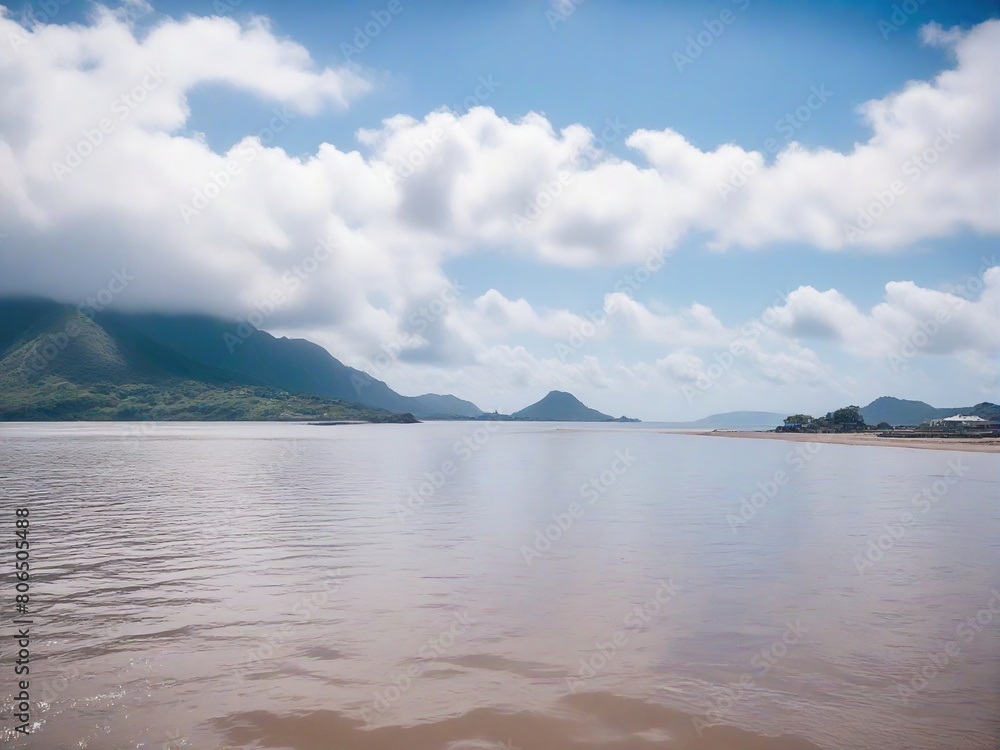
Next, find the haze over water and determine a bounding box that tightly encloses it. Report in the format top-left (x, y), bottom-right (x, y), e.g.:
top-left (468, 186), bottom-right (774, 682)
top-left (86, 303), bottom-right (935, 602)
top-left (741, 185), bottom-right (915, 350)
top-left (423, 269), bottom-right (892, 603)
top-left (1, 422), bottom-right (998, 750)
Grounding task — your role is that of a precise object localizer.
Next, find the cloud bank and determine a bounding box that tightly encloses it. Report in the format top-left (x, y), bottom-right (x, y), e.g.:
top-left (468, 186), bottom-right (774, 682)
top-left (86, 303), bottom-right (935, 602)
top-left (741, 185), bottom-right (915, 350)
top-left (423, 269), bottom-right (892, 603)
top-left (0, 6), bottom-right (996, 415)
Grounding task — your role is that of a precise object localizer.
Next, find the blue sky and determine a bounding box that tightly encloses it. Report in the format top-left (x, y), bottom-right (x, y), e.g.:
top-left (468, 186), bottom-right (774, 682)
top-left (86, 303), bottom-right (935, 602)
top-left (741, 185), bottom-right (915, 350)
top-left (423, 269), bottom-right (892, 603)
top-left (158, 0), bottom-right (991, 148)
top-left (1, 0), bottom-right (998, 418)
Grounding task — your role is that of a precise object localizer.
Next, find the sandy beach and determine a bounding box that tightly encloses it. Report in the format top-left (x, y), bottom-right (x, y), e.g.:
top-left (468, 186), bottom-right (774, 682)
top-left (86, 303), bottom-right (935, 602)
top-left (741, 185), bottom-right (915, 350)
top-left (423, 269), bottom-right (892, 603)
top-left (676, 430), bottom-right (1000, 453)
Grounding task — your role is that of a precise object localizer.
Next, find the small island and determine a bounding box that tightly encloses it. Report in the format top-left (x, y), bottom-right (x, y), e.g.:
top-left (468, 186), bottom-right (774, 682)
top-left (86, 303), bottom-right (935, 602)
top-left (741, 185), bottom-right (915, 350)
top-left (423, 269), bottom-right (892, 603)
top-left (775, 403), bottom-right (999, 438)
top-left (470, 391), bottom-right (640, 423)
top-left (688, 400), bottom-right (1000, 453)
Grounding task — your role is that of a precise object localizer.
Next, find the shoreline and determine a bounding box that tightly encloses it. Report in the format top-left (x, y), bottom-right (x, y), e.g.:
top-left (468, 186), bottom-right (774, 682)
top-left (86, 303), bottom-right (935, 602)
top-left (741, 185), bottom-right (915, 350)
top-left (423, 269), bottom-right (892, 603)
top-left (674, 430), bottom-right (1000, 453)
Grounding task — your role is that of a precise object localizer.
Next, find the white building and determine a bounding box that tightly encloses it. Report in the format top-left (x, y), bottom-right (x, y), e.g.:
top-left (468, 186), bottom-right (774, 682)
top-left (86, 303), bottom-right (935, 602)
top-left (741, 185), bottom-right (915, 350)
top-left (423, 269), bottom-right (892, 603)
top-left (923, 415), bottom-right (994, 430)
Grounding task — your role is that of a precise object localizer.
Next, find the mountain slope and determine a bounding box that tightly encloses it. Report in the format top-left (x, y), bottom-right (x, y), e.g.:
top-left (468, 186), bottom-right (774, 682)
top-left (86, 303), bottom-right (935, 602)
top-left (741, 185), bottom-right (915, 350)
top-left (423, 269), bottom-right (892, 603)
top-left (511, 391), bottom-right (617, 421)
top-left (110, 309), bottom-right (481, 418)
top-left (408, 393), bottom-right (483, 418)
top-left (860, 396), bottom-right (999, 425)
top-left (0, 299), bottom-right (412, 421)
top-left (0, 298), bottom-right (481, 419)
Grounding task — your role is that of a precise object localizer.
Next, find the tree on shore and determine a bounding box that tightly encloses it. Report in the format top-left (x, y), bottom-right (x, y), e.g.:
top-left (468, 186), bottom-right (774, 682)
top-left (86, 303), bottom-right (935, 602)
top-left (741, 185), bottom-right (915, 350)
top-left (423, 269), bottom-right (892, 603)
top-left (780, 406), bottom-right (866, 433)
top-left (829, 405), bottom-right (865, 431)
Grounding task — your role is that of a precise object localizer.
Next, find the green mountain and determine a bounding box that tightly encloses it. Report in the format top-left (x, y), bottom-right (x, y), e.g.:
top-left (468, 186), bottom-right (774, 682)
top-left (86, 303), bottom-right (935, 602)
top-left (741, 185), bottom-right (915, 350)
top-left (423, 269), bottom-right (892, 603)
top-left (407, 393), bottom-right (485, 419)
top-left (859, 396), bottom-right (1000, 426)
top-left (109, 309), bottom-right (482, 418)
top-left (510, 390), bottom-right (630, 422)
top-left (0, 297), bottom-right (479, 421)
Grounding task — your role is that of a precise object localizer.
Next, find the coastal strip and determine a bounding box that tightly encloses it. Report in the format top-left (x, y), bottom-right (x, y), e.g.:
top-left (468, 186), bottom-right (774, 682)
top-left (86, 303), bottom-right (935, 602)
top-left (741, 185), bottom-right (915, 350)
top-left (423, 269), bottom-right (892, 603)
top-left (674, 430), bottom-right (1000, 454)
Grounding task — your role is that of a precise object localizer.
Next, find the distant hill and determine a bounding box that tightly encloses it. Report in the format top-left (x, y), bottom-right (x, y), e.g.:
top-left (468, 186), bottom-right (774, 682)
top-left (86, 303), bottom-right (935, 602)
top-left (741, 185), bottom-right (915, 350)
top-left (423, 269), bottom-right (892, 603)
top-left (103, 306), bottom-right (483, 418)
top-left (653, 411), bottom-right (786, 429)
top-left (511, 391), bottom-right (634, 422)
top-left (405, 393), bottom-right (483, 419)
top-left (691, 411), bottom-right (787, 427)
top-left (859, 396), bottom-right (1000, 426)
top-left (0, 297), bottom-right (478, 420)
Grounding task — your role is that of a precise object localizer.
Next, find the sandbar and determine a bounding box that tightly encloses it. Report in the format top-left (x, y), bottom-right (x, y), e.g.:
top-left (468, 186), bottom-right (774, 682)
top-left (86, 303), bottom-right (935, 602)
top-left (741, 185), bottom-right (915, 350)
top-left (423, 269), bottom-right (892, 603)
top-left (674, 430), bottom-right (1000, 453)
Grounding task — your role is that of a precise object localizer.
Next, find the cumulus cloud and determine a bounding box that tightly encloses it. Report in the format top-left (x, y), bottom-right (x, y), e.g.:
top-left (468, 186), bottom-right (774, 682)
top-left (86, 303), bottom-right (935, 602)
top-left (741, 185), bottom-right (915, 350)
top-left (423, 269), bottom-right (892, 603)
top-left (467, 289), bottom-right (599, 340)
top-left (0, 3), bottom-right (374, 323)
top-left (0, 5), bottom-right (997, 413)
top-left (603, 294), bottom-right (729, 348)
top-left (764, 266), bottom-right (1000, 359)
top-left (413, 269), bottom-right (997, 409)
top-left (1, 12), bottom-right (996, 303)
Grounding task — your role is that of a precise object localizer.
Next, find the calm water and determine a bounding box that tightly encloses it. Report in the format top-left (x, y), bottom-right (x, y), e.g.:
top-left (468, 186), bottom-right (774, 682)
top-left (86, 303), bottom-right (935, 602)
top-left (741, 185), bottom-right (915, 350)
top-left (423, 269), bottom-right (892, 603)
top-left (1, 421), bottom-right (998, 750)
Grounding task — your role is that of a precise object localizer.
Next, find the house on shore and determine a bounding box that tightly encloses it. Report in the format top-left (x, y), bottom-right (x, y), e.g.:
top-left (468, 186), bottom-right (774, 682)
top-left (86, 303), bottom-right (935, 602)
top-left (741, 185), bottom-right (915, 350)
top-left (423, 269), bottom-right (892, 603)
top-left (920, 415), bottom-right (998, 432)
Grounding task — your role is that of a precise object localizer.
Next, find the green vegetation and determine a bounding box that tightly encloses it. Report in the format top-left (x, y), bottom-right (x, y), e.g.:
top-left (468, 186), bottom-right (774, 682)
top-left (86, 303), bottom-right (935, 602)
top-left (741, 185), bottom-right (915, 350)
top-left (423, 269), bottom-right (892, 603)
top-left (0, 299), bottom-right (416, 422)
top-left (779, 406), bottom-right (865, 433)
top-left (859, 396), bottom-right (1000, 426)
top-left (0, 298), bottom-right (477, 420)
top-left (0, 376), bottom-right (417, 422)
top-left (508, 390), bottom-right (638, 422)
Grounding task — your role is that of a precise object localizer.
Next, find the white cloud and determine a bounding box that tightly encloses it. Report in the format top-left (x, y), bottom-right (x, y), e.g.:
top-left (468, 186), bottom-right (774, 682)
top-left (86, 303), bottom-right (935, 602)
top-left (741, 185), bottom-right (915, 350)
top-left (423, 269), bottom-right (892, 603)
top-left (2, 11), bottom-right (997, 308)
top-left (764, 266), bottom-right (1000, 359)
top-left (0, 7), bottom-right (996, 416)
top-left (654, 349), bottom-right (706, 383)
top-left (604, 293), bottom-right (729, 348)
top-left (465, 289), bottom-right (599, 340)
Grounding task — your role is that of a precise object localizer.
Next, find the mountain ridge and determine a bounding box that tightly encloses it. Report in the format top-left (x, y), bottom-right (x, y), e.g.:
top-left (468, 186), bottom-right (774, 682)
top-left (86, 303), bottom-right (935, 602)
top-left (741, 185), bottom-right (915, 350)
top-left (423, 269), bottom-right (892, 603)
top-left (508, 390), bottom-right (638, 422)
top-left (858, 396), bottom-right (999, 425)
top-left (107, 307), bottom-right (483, 418)
top-left (4, 299), bottom-right (993, 425)
top-left (0, 298), bottom-right (475, 420)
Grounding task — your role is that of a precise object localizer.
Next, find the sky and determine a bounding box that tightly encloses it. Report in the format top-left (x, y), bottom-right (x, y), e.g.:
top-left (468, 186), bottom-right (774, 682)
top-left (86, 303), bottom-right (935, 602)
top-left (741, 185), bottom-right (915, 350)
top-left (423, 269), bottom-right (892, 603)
top-left (0, 0), bottom-right (997, 420)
